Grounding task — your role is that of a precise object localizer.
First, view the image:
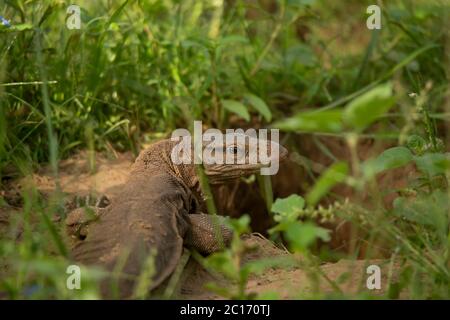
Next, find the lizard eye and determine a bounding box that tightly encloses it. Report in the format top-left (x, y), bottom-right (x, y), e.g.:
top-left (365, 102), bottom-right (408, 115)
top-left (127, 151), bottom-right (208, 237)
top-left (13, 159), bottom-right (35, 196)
top-left (227, 146), bottom-right (239, 154)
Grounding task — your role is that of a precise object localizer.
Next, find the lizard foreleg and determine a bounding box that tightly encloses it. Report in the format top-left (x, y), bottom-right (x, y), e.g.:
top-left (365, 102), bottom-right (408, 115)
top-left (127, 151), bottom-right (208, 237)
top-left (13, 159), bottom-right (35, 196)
top-left (184, 214), bottom-right (233, 254)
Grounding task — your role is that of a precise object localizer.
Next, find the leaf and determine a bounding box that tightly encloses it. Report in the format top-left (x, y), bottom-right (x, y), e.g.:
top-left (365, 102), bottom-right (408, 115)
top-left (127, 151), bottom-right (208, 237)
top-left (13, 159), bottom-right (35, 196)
top-left (285, 221), bottom-right (330, 252)
top-left (273, 109), bottom-right (343, 133)
top-left (362, 146), bottom-right (413, 179)
top-left (414, 153), bottom-right (450, 177)
top-left (343, 83), bottom-right (396, 131)
top-left (222, 99), bottom-right (250, 121)
top-left (244, 93), bottom-right (272, 122)
top-left (406, 135), bottom-right (427, 155)
top-left (271, 194), bottom-right (305, 222)
top-left (393, 190), bottom-right (448, 243)
top-left (227, 214), bottom-right (251, 235)
top-left (0, 23), bottom-right (33, 33)
top-left (204, 251), bottom-right (237, 280)
top-left (38, 4), bottom-right (57, 27)
top-left (306, 162), bottom-right (348, 206)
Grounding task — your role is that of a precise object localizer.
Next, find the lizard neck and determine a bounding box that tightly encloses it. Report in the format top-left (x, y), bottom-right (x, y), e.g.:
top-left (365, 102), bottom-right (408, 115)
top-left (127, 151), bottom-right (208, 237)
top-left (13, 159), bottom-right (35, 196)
top-left (131, 139), bottom-right (201, 198)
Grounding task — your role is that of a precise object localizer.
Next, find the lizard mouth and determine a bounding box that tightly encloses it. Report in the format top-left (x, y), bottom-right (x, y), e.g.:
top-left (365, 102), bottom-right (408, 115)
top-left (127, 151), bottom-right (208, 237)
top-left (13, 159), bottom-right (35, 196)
top-left (205, 145), bottom-right (288, 184)
top-left (205, 166), bottom-right (273, 184)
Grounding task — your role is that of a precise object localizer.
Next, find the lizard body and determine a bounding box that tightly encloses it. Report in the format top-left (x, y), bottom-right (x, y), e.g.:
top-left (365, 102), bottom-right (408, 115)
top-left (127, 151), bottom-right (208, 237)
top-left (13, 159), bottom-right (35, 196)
top-left (67, 135), bottom-right (287, 298)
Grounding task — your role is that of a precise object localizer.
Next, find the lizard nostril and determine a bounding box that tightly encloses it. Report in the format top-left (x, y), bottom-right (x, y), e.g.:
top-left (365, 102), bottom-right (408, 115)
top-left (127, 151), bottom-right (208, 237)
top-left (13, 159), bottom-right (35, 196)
top-left (190, 197), bottom-right (197, 213)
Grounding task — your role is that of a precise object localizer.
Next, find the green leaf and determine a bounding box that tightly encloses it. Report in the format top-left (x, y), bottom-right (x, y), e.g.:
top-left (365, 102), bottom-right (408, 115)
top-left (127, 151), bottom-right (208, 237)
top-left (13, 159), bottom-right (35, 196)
top-left (285, 221), bottom-right (330, 252)
top-left (244, 93), bottom-right (272, 122)
top-left (306, 162), bottom-right (348, 206)
top-left (227, 214), bottom-right (251, 235)
top-left (414, 153), bottom-right (450, 177)
top-left (393, 190), bottom-right (449, 243)
top-left (0, 23), bottom-right (33, 33)
top-left (343, 83), bottom-right (396, 131)
top-left (204, 251), bottom-right (237, 280)
top-left (271, 194), bottom-right (305, 222)
top-left (222, 99), bottom-right (250, 121)
top-left (273, 109), bottom-right (343, 133)
top-left (362, 146), bottom-right (413, 179)
top-left (406, 135), bottom-right (427, 155)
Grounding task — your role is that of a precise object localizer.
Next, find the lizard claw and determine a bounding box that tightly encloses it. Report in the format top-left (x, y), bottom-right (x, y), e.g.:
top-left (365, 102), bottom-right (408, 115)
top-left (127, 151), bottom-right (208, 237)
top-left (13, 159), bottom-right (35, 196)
top-left (65, 194), bottom-right (110, 241)
top-left (95, 194), bottom-right (111, 208)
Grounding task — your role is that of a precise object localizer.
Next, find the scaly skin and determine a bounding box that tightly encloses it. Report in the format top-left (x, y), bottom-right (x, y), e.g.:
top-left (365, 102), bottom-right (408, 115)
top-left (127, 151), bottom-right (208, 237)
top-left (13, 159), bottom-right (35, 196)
top-left (68, 135), bottom-right (287, 298)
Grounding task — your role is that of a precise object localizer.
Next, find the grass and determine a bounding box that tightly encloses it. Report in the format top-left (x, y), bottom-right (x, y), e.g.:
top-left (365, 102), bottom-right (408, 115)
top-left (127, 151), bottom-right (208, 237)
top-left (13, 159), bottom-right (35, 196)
top-left (0, 0), bottom-right (449, 299)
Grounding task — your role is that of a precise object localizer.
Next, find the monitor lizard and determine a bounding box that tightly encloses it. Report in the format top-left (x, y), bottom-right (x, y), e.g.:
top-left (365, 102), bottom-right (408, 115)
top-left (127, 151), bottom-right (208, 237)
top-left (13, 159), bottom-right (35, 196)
top-left (65, 133), bottom-right (288, 298)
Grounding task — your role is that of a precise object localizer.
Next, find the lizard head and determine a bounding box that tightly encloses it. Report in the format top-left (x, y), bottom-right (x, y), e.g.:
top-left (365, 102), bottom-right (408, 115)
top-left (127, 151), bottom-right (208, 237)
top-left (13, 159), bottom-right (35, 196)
top-left (201, 133), bottom-right (288, 184)
top-left (134, 132), bottom-right (288, 190)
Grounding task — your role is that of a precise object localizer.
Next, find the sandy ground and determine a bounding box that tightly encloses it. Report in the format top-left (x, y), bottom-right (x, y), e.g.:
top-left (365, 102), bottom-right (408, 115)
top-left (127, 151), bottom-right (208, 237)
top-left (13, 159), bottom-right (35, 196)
top-left (177, 234), bottom-right (398, 299)
top-left (1, 150), bottom-right (402, 299)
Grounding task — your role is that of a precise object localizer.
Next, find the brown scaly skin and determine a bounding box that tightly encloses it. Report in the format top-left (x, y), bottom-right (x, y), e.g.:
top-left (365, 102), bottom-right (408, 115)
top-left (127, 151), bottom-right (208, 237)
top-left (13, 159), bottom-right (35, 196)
top-left (67, 135), bottom-right (287, 298)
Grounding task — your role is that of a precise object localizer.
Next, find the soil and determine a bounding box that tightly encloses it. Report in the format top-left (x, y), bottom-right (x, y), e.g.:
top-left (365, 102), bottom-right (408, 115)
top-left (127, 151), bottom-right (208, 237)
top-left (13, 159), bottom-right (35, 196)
top-left (1, 149), bottom-right (403, 299)
top-left (177, 234), bottom-right (400, 299)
